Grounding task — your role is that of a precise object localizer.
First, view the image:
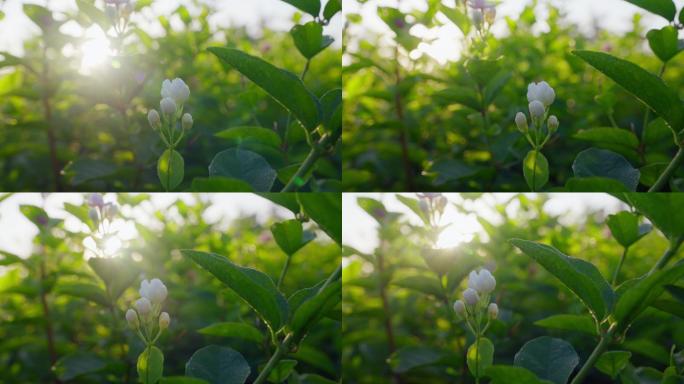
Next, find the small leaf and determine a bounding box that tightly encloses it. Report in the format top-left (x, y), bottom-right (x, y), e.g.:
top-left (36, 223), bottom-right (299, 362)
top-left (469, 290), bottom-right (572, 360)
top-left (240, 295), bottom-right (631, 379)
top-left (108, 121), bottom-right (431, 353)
top-left (606, 211), bottom-right (647, 248)
top-left (572, 148), bottom-right (640, 191)
top-left (486, 365), bottom-right (554, 384)
top-left (290, 280), bottom-right (341, 343)
top-left (523, 150), bottom-right (549, 192)
top-left (297, 193), bottom-right (341, 245)
top-left (623, 0), bottom-right (676, 21)
top-left (514, 336), bottom-right (579, 384)
top-left (647, 26), bottom-right (681, 62)
top-left (533, 314), bottom-right (597, 335)
top-left (190, 177), bottom-right (254, 192)
top-left (323, 0), bottom-right (341, 20)
top-left (271, 219), bottom-right (313, 256)
top-left (281, 0), bottom-right (321, 17)
top-left (208, 47), bottom-right (320, 129)
top-left (185, 345), bottom-right (250, 384)
top-left (395, 195), bottom-right (430, 225)
top-left (468, 337), bottom-right (495, 379)
top-left (197, 322), bottom-right (264, 343)
top-left (596, 351), bottom-right (632, 379)
top-left (158, 149), bottom-right (184, 191)
top-left (53, 352), bottom-right (107, 381)
top-left (622, 194), bottom-right (684, 241)
top-left (137, 346), bottom-right (164, 384)
top-left (208, 148), bottom-right (276, 192)
top-left (388, 346), bottom-right (449, 374)
top-left (290, 22), bottom-right (333, 59)
top-left (267, 359), bottom-right (297, 383)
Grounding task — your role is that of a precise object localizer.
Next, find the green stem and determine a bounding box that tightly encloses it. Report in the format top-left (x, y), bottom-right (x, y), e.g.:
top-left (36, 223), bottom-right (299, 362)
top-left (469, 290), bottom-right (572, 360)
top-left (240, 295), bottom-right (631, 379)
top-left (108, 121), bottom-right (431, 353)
top-left (319, 264), bottom-right (342, 294)
top-left (649, 236), bottom-right (684, 274)
top-left (648, 147), bottom-right (684, 192)
top-left (253, 334), bottom-right (292, 384)
top-left (611, 246), bottom-right (629, 286)
top-left (281, 129), bottom-right (340, 192)
top-left (276, 256), bottom-right (292, 289)
top-left (570, 335), bottom-right (610, 384)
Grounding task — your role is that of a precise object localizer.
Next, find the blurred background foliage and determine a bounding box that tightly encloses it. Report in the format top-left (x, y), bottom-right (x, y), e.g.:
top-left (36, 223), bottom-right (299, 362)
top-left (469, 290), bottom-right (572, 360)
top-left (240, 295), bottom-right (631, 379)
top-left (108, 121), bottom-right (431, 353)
top-left (0, 0), bottom-right (341, 191)
top-left (342, 193), bottom-right (684, 383)
top-left (0, 193), bottom-right (341, 383)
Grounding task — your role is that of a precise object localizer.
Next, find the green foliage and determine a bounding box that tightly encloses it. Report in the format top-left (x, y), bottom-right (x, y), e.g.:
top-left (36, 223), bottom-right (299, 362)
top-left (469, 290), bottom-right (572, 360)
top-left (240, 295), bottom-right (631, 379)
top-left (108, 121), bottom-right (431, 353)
top-left (572, 148), bottom-right (640, 191)
top-left (138, 346), bottom-right (164, 384)
top-left (513, 336), bottom-right (579, 384)
top-left (208, 148), bottom-right (277, 192)
top-left (158, 149), bottom-right (185, 191)
top-left (523, 150), bottom-right (549, 191)
top-left (467, 337), bottom-right (495, 379)
top-left (595, 351), bottom-right (632, 379)
top-left (185, 345), bottom-right (250, 384)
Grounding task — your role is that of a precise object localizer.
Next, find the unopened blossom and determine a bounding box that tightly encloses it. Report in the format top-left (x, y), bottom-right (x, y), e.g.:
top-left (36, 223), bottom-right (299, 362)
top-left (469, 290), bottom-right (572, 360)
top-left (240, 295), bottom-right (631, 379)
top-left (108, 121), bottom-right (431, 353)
top-left (125, 308), bottom-right (139, 328)
top-left (140, 278), bottom-right (168, 304)
top-left (548, 115), bottom-right (559, 133)
top-left (527, 81), bottom-right (555, 106)
top-left (453, 300), bottom-right (466, 316)
top-left (488, 303), bottom-right (499, 319)
top-left (529, 100), bottom-right (545, 119)
top-left (135, 297), bottom-right (152, 315)
top-left (147, 109), bottom-right (161, 129)
top-left (182, 113), bottom-right (193, 130)
top-left (469, 0), bottom-right (494, 9)
top-left (515, 112), bottom-right (528, 133)
top-left (484, 7), bottom-right (496, 24)
top-left (161, 78), bottom-right (190, 105)
top-left (463, 288), bottom-right (480, 306)
top-left (104, 0), bottom-right (129, 4)
top-left (160, 97), bottom-right (177, 117)
top-left (88, 193), bottom-right (104, 208)
top-left (435, 195), bottom-right (447, 212)
top-left (472, 9), bottom-right (483, 26)
top-left (468, 269), bottom-right (496, 294)
top-left (105, 204), bottom-right (118, 220)
top-left (159, 312), bottom-right (170, 329)
top-left (88, 208), bottom-right (99, 224)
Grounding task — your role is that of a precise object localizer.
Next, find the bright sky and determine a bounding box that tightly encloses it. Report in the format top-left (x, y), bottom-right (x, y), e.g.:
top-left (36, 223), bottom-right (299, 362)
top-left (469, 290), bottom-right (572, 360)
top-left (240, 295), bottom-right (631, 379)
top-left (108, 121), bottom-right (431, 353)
top-left (0, 193), bottom-right (292, 258)
top-left (345, 0), bottom-right (684, 63)
top-left (343, 193), bottom-right (629, 255)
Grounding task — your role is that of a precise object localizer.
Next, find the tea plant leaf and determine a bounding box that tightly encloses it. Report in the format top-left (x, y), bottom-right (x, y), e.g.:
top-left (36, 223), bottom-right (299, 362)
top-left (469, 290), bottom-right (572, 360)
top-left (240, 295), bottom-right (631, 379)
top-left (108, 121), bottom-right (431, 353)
top-left (485, 365), bottom-right (554, 384)
top-left (595, 350), bottom-right (632, 379)
top-left (388, 346), bottom-right (449, 374)
top-left (271, 219), bottom-right (314, 256)
top-left (181, 250), bottom-right (289, 332)
top-left (267, 359), bottom-right (298, 383)
top-left (208, 47), bottom-right (320, 129)
top-left (647, 26), bottom-right (681, 62)
top-left (185, 345), bottom-right (250, 384)
top-left (573, 50), bottom-right (684, 133)
top-left (190, 177), bottom-right (254, 192)
top-left (291, 22), bottom-right (333, 59)
top-left (573, 128), bottom-right (640, 160)
top-left (510, 239), bottom-right (614, 320)
top-left (323, 0), bottom-right (341, 20)
top-left (137, 346), bottom-right (164, 384)
top-left (197, 322), bottom-right (264, 343)
top-left (572, 148), bottom-right (640, 191)
top-left (468, 337), bottom-right (495, 379)
top-left (622, 194), bottom-right (684, 241)
top-left (281, 0), bottom-right (321, 17)
top-left (623, 0), bottom-right (676, 21)
top-left (53, 352), bottom-right (108, 381)
top-left (533, 314), bottom-right (597, 335)
top-left (158, 149), bottom-right (184, 191)
top-left (651, 299), bottom-right (684, 318)
top-left (208, 148), bottom-right (276, 192)
top-left (290, 280), bottom-right (341, 343)
top-left (606, 211), bottom-right (645, 248)
top-left (513, 336), bottom-right (579, 384)
top-left (55, 282), bottom-right (109, 307)
top-left (297, 193), bottom-right (342, 245)
top-left (523, 150), bottom-right (549, 192)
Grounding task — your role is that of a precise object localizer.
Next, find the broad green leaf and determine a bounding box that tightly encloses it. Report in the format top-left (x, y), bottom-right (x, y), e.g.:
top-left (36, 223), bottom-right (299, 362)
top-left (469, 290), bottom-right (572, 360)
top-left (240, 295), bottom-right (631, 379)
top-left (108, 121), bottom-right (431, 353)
top-left (215, 126), bottom-right (282, 148)
top-left (623, 0), bottom-right (676, 21)
top-left (185, 345), bottom-right (250, 384)
top-left (281, 0), bottom-right (321, 17)
top-left (573, 127), bottom-right (640, 161)
top-left (208, 148), bottom-right (276, 192)
top-left (76, 0), bottom-right (111, 33)
top-left (208, 47), bottom-right (320, 129)
top-left (63, 202), bottom-right (96, 231)
top-left (87, 256), bottom-right (139, 300)
top-left (197, 322), bottom-right (264, 343)
top-left (395, 194), bottom-right (429, 225)
top-left (652, 299), bottom-right (684, 318)
top-left (467, 58), bottom-right (501, 87)
top-left (181, 250), bottom-right (289, 332)
top-left (484, 71), bottom-right (511, 105)
top-left (271, 219), bottom-right (313, 256)
top-left (267, 359), bottom-right (298, 383)
top-left (290, 280), bottom-right (341, 342)
top-left (290, 22), bottom-right (333, 59)
top-left (137, 346), bottom-right (164, 384)
top-left (388, 346), bottom-right (449, 374)
top-left (20, 205), bottom-right (55, 228)
top-left (323, 0), bottom-right (341, 20)
top-left (485, 365), bottom-right (554, 384)
top-left (392, 275), bottom-right (444, 298)
top-left (565, 177), bottom-right (631, 192)
top-left (468, 337), bottom-right (495, 379)
top-left (573, 50), bottom-right (684, 132)
top-left (23, 4), bottom-right (54, 31)
top-left (510, 239), bottom-right (614, 320)
top-left (53, 352), bottom-right (107, 381)
top-left (596, 351), bottom-right (632, 379)
top-left (572, 148), bottom-right (640, 191)
top-left (430, 159), bottom-right (481, 185)
top-left (647, 26), bottom-right (681, 62)
top-left (319, 88), bottom-right (342, 132)
top-left (533, 314), bottom-right (597, 335)
top-left (622, 194), bottom-right (684, 241)
top-left (434, 87), bottom-right (481, 111)
top-left (55, 282), bottom-right (109, 307)
top-left (297, 193), bottom-right (341, 245)
top-left (157, 149), bottom-right (184, 191)
top-left (513, 336), bottom-right (579, 384)
top-left (607, 211), bottom-right (646, 248)
top-left (614, 260), bottom-right (684, 331)
top-left (523, 150), bottom-right (549, 192)
top-left (256, 193), bottom-right (300, 214)
top-left (190, 177), bottom-right (254, 192)
top-left (64, 159), bottom-right (118, 186)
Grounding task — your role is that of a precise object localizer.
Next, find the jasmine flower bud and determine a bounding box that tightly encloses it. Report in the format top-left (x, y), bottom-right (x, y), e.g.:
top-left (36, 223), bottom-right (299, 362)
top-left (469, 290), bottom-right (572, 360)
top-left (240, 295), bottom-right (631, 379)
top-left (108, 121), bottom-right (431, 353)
top-left (105, 204), bottom-right (118, 221)
top-left (488, 303), bottom-right (499, 319)
top-left (161, 78), bottom-right (190, 105)
top-left (468, 269), bottom-right (496, 294)
top-left (527, 81), bottom-right (555, 106)
top-left (159, 312), bottom-right (170, 329)
top-left (135, 297), bottom-right (152, 315)
top-left (126, 308), bottom-right (139, 328)
top-left (105, 6), bottom-right (117, 20)
top-left (147, 109), bottom-right (161, 130)
top-left (484, 7), bottom-right (496, 24)
top-left (436, 195), bottom-right (447, 213)
top-left (472, 9), bottom-right (483, 26)
top-left (88, 207), bottom-right (99, 224)
top-left (515, 112), bottom-right (528, 134)
top-left (182, 113), bottom-right (193, 130)
top-left (529, 100), bottom-right (545, 120)
top-left (548, 115), bottom-right (559, 133)
top-left (87, 193), bottom-right (104, 208)
top-left (463, 288), bottom-right (480, 306)
top-left (140, 278), bottom-right (168, 304)
top-left (160, 97), bottom-right (177, 117)
top-left (453, 300), bottom-right (466, 316)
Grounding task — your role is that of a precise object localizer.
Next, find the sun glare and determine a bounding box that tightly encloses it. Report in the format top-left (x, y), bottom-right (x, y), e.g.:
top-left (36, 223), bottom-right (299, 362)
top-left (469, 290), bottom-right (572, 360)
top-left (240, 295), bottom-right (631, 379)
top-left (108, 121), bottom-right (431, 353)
top-left (79, 29), bottom-right (113, 75)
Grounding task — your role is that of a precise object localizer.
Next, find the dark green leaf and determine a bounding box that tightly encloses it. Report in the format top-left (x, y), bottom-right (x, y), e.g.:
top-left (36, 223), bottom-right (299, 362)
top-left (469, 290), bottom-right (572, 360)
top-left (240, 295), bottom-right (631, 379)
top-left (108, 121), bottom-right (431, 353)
top-left (572, 148), bottom-right (640, 191)
top-left (290, 280), bottom-right (341, 342)
top-left (87, 256), bottom-right (139, 300)
top-left (533, 314), bottom-right (597, 335)
top-left (622, 194), bottom-right (684, 241)
top-left (392, 275), bottom-right (444, 298)
top-left (596, 351), bottom-right (632, 379)
top-left (271, 219), bottom-right (312, 256)
top-left (65, 159), bottom-right (118, 186)
top-left (53, 352), bottom-right (107, 381)
top-left (160, 378), bottom-right (209, 384)
top-left (647, 26), bottom-right (681, 62)
top-left (323, 0), bottom-right (341, 20)
top-left (256, 193), bottom-right (301, 214)
top-left (468, 337), bottom-right (495, 379)
top-left (513, 336), bottom-right (579, 384)
top-left (158, 149), bottom-right (184, 191)
top-left (297, 193), bottom-right (341, 245)
top-left (56, 282), bottom-right (109, 307)
top-left (484, 71), bottom-right (511, 105)
top-left (486, 365), bottom-right (554, 384)
top-left (319, 88), bottom-right (342, 132)
top-left (138, 346), bottom-right (164, 384)
top-left (215, 126), bottom-right (281, 148)
top-left (190, 177), bottom-right (254, 192)
top-left (388, 346), bottom-right (449, 374)
top-left (208, 148), bottom-right (276, 192)
top-left (267, 359), bottom-right (298, 383)
top-left (290, 22), bottom-right (333, 59)
top-left (623, 0), bottom-right (676, 21)
top-left (197, 322), bottom-right (264, 343)
top-left (434, 87), bottom-right (481, 111)
top-left (523, 150), bottom-right (549, 192)
top-left (652, 299), bottom-right (684, 318)
top-left (565, 177), bottom-right (631, 192)
top-left (185, 345), bottom-right (250, 384)
top-left (573, 128), bottom-right (640, 160)
top-left (281, 0), bottom-right (321, 17)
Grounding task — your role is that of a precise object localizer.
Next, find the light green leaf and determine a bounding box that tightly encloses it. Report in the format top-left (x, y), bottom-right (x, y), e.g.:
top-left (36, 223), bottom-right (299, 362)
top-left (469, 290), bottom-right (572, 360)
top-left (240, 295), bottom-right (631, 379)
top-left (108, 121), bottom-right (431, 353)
top-left (197, 322), bottom-right (264, 343)
top-left (157, 149), bottom-right (184, 191)
top-left (441, 6), bottom-right (471, 36)
top-left (215, 126), bottom-right (281, 148)
top-left (208, 148), bottom-right (276, 192)
top-left (281, 0), bottom-right (321, 17)
top-left (395, 194), bottom-right (430, 225)
top-left (185, 345), bottom-right (250, 384)
top-left (647, 26), bottom-right (681, 62)
top-left (137, 346), bottom-right (164, 384)
top-left (297, 193), bottom-right (341, 245)
top-left (596, 351), bottom-right (632, 379)
top-left (433, 87), bottom-right (482, 111)
top-left (468, 337), bottom-right (495, 379)
top-left (523, 150), bottom-right (549, 192)
top-left (484, 71), bottom-right (511, 105)
top-left (533, 314), bottom-right (597, 335)
top-left (485, 365), bottom-right (554, 384)
top-left (623, 0), bottom-right (676, 21)
top-left (76, 0), bottom-right (111, 33)
top-left (267, 359), bottom-right (298, 383)
top-left (607, 211), bottom-right (649, 248)
top-left (514, 336), bottom-right (579, 384)
top-left (572, 148), bottom-right (640, 191)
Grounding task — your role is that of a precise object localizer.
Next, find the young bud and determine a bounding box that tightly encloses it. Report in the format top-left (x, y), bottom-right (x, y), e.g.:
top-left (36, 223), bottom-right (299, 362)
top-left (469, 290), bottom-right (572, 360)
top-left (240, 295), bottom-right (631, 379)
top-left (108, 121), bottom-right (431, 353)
top-left (548, 115), bottom-right (559, 133)
top-left (160, 97), bottom-right (177, 117)
top-left (88, 207), bottom-right (99, 225)
top-left (488, 303), bottom-right (499, 319)
top-left (126, 308), bottom-right (139, 328)
top-left (182, 113), bottom-right (193, 130)
top-left (147, 109), bottom-right (161, 130)
top-left (463, 288), bottom-right (480, 306)
top-left (484, 7), bottom-right (496, 24)
top-left (515, 112), bottom-right (528, 134)
top-left (140, 278), bottom-right (168, 304)
top-left (527, 81), bottom-right (555, 106)
top-left (135, 297), bottom-right (152, 316)
top-left (159, 312), bottom-right (170, 329)
top-left (529, 100), bottom-right (545, 120)
top-left (472, 9), bottom-right (483, 26)
top-left (468, 269), bottom-right (496, 294)
top-left (453, 300), bottom-right (466, 316)
top-left (105, 204), bottom-right (118, 221)
top-left (161, 78), bottom-right (190, 105)
top-left (87, 193), bottom-right (104, 208)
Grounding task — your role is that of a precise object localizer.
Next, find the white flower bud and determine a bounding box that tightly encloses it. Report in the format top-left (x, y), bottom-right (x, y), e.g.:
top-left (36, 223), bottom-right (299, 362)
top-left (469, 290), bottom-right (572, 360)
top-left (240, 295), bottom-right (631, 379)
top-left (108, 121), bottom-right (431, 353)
top-left (105, 6), bottom-right (117, 20)
top-left (468, 269), bottom-right (496, 294)
top-left (484, 7), bottom-right (496, 24)
top-left (515, 112), bottom-right (528, 133)
top-left (135, 297), bottom-right (152, 315)
top-left (436, 196), bottom-right (447, 213)
top-left (527, 81), bottom-right (555, 106)
top-left (161, 78), bottom-right (190, 105)
top-left (463, 288), bottom-right (480, 306)
top-left (182, 113), bottom-right (193, 130)
top-left (159, 312), bottom-right (170, 329)
top-left (488, 303), bottom-right (499, 319)
top-left (140, 278), bottom-right (168, 304)
top-left (88, 207), bottom-right (99, 224)
top-left (472, 9), bottom-right (483, 26)
top-left (160, 97), bottom-right (177, 117)
top-left (105, 204), bottom-right (118, 220)
top-left (147, 109), bottom-right (161, 130)
top-left (126, 308), bottom-right (139, 328)
top-left (548, 115), bottom-right (559, 133)
top-left (529, 100), bottom-right (545, 120)
top-left (419, 199), bottom-right (429, 214)
top-left (453, 300), bottom-right (466, 316)
top-left (87, 193), bottom-right (104, 208)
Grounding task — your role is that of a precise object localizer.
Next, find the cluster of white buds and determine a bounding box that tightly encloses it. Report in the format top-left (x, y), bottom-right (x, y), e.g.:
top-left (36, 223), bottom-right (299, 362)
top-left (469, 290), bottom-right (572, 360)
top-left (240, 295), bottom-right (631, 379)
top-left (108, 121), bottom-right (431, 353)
top-left (87, 193), bottom-right (118, 228)
top-left (515, 81), bottom-right (559, 149)
top-left (454, 269), bottom-right (498, 335)
top-left (148, 78), bottom-right (193, 149)
top-left (468, 0), bottom-right (496, 31)
top-left (126, 279), bottom-right (170, 345)
top-left (103, 0), bottom-right (135, 35)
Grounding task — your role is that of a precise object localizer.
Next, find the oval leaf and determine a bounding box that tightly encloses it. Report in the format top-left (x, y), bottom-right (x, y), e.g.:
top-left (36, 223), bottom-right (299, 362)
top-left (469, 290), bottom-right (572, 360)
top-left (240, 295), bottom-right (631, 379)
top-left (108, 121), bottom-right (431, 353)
top-left (158, 149), bottom-right (184, 191)
top-left (290, 280), bottom-right (341, 342)
top-left (271, 219), bottom-right (311, 256)
top-left (208, 148), bottom-right (276, 192)
top-left (623, 0), bottom-right (676, 21)
top-left (298, 192), bottom-right (342, 245)
top-left (197, 322), bottom-right (264, 343)
top-left (53, 352), bottom-right (108, 381)
top-left (606, 211), bottom-right (644, 248)
top-left (647, 26), bottom-right (681, 62)
top-left (514, 336), bottom-right (579, 384)
top-left (291, 21), bottom-right (332, 59)
top-left (468, 337), bottom-right (495, 379)
top-left (523, 150), bottom-right (549, 192)
top-left (138, 346), bottom-right (164, 384)
top-left (533, 314), bottom-right (597, 335)
top-left (185, 345), bottom-right (250, 384)
top-left (572, 148), bottom-right (640, 191)
top-left (595, 351), bottom-right (632, 379)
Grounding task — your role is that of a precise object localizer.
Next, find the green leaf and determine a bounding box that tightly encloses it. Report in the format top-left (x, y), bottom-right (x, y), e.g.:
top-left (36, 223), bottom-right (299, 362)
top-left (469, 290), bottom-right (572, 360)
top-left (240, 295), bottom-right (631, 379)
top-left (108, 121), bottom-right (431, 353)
top-left (55, 282), bottom-right (109, 307)
top-left (484, 71), bottom-right (511, 105)
top-left (523, 150), bottom-right (549, 192)
top-left (468, 337), bottom-right (495, 379)
top-left (190, 177), bottom-right (254, 192)
top-left (573, 128), bottom-right (640, 161)
top-left (393, 275), bottom-right (444, 298)
top-left (185, 345), bottom-right (250, 384)
top-left (197, 322), bottom-right (264, 343)
top-left (622, 194), bottom-right (684, 241)
top-left (215, 126), bottom-right (281, 148)
top-left (665, 284), bottom-right (684, 302)
top-left (137, 346), bottom-right (164, 384)
top-left (319, 88), bottom-right (342, 132)
top-left (23, 4), bottom-right (54, 31)
top-left (434, 87), bottom-right (481, 111)
top-left (87, 256), bottom-right (139, 300)
top-left (290, 22), bottom-right (333, 59)
top-left (565, 177), bottom-right (631, 192)
top-left (485, 365), bottom-right (554, 384)
top-left (647, 26), bottom-right (681, 62)
top-left (53, 352), bottom-right (107, 381)
top-left (514, 336), bottom-right (579, 384)
top-left (533, 314), bottom-right (597, 335)
top-left (388, 346), bottom-right (449, 374)
top-left (63, 202), bottom-right (96, 231)
top-left (160, 378), bottom-right (209, 384)
top-left (652, 299), bottom-right (684, 318)
top-left (323, 0), bottom-right (341, 20)
top-left (181, 250), bottom-right (289, 332)
top-left (208, 47), bottom-right (320, 129)
top-left (623, 0), bottom-right (676, 21)
top-left (281, 0), bottom-right (321, 17)
top-left (510, 239), bottom-right (614, 320)
top-left (596, 351), bottom-right (632, 379)
top-left (467, 58), bottom-right (502, 87)
top-left (607, 211), bottom-right (649, 248)
top-left (158, 149), bottom-right (184, 191)
top-left (267, 359), bottom-right (298, 383)
top-left (572, 148), bottom-right (640, 191)
top-left (257, 193), bottom-right (301, 214)
top-left (271, 219), bottom-right (313, 256)
top-left (64, 159), bottom-right (118, 186)
top-left (290, 280), bottom-right (341, 342)
top-left (614, 260), bottom-right (684, 331)
top-left (208, 148), bottom-right (276, 192)
top-left (76, 0), bottom-right (111, 33)
top-left (297, 193), bottom-right (341, 245)
top-left (441, 6), bottom-right (471, 35)
top-left (395, 195), bottom-right (430, 225)
top-left (572, 50), bottom-right (684, 133)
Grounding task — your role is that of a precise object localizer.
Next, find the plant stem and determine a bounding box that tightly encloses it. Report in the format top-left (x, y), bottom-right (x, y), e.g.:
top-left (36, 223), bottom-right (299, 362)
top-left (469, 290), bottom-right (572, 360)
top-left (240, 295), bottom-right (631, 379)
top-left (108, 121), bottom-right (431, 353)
top-left (253, 334), bottom-right (292, 384)
top-left (376, 244), bottom-right (401, 384)
top-left (276, 256), bottom-right (292, 289)
top-left (611, 246), bottom-right (629, 286)
top-left (41, 44), bottom-right (62, 192)
top-left (281, 129), bottom-right (340, 192)
top-left (39, 261), bottom-right (60, 384)
top-left (649, 236), bottom-right (684, 274)
top-left (570, 335), bottom-right (610, 384)
top-left (393, 45), bottom-right (414, 191)
top-left (318, 264), bottom-right (342, 294)
top-left (649, 146), bottom-right (684, 192)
